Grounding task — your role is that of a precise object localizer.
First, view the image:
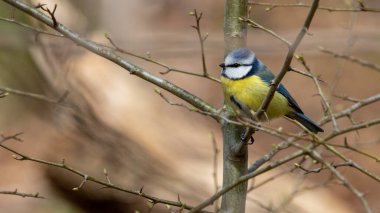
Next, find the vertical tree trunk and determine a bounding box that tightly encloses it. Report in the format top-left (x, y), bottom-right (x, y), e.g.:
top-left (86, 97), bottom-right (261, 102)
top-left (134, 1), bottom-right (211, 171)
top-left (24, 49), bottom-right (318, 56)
top-left (224, 0), bottom-right (248, 52)
top-left (220, 0), bottom-right (248, 213)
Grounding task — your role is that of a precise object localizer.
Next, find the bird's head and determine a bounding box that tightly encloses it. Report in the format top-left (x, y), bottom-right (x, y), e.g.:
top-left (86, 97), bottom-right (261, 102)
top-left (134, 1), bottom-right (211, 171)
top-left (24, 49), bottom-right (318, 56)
top-left (220, 48), bottom-right (261, 80)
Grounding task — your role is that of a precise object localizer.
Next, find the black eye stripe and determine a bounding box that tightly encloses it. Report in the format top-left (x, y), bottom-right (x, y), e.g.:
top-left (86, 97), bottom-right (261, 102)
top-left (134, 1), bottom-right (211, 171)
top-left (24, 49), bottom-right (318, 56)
top-left (228, 63), bottom-right (240, 68)
top-left (225, 63), bottom-right (252, 68)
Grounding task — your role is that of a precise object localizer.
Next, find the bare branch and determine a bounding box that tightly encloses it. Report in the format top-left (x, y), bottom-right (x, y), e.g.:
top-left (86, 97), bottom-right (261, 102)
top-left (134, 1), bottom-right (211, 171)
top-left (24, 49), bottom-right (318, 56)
top-left (210, 133), bottom-right (220, 213)
top-left (1, 0), bottom-right (217, 119)
top-left (0, 17), bottom-right (63, 37)
top-left (295, 56), bottom-right (338, 131)
top-left (247, 166), bottom-right (294, 192)
top-left (239, 17), bottom-right (290, 47)
top-left (0, 132), bottom-right (23, 144)
top-left (327, 139), bottom-right (380, 162)
top-left (321, 94), bottom-right (380, 125)
top-left (190, 149), bottom-right (306, 212)
top-left (38, 3), bottom-right (58, 27)
top-left (253, 0), bottom-right (320, 121)
top-left (155, 88), bottom-right (313, 143)
top-left (104, 34), bottom-right (220, 83)
top-left (333, 94), bottom-right (361, 103)
top-left (0, 189), bottom-right (45, 199)
top-left (320, 142), bottom-right (380, 183)
top-left (249, 2), bottom-right (380, 13)
top-left (320, 47), bottom-right (380, 73)
top-left (324, 118), bottom-right (380, 142)
top-left (0, 143), bottom-right (206, 212)
top-left (299, 146), bottom-right (373, 213)
top-left (294, 162), bottom-right (325, 174)
top-left (190, 9), bottom-right (209, 77)
top-left (239, 17), bottom-right (325, 83)
top-left (0, 87), bottom-right (68, 104)
top-left (290, 67), bottom-right (324, 82)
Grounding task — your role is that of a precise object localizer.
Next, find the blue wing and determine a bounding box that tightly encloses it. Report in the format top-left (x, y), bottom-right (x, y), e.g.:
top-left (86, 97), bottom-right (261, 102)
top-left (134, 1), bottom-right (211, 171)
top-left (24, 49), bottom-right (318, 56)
top-left (254, 65), bottom-right (323, 132)
top-left (256, 66), bottom-right (303, 114)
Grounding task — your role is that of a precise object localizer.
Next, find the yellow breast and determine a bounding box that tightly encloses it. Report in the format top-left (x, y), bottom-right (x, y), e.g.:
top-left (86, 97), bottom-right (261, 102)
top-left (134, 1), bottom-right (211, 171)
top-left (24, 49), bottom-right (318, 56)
top-left (221, 75), bottom-right (294, 119)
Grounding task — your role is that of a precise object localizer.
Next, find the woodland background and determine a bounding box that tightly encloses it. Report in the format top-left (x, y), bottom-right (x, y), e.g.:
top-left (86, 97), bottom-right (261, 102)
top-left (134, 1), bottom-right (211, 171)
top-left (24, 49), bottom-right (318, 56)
top-left (0, 0), bottom-right (380, 212)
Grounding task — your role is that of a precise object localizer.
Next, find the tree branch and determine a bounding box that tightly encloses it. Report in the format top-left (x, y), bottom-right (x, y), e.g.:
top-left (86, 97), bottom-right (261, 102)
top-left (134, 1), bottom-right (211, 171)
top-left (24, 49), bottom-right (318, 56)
top-left (0, 16), bottom-right (63, 37)
top-left (253, 0), bottom-right (320, 121)
top-left (249, 1), bottom-right (380, 13)
top-left (0, 189), bottom-right (45, 199)
top-left (321, 94), bottom-right (380, 125)
top-left (296, 56), bottom-right (338, 131)
top-left (0, 143), bottom-right (207, 212)
top-left (104, 33), bottom-right (220, 83)
top-left (239, 17), bottom-right (290, 47)
top-left (320, 46), bottom-right (380, 73)
top-left (190, 149), bottom-right (305, 212)
top-left (1, 0), bottom-right (217, 119)
top-left (0, 86), bottom-right (68, 104)
top-left (294, 144), bottom-right (373, 213)
top-left (190, 9), bottom-right (209, 77)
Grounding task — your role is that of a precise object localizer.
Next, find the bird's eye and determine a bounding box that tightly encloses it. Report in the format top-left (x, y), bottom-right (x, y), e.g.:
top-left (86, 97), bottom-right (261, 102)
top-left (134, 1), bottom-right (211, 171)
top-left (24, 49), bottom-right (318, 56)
top-left (229, 63), bottom-right (241, 68)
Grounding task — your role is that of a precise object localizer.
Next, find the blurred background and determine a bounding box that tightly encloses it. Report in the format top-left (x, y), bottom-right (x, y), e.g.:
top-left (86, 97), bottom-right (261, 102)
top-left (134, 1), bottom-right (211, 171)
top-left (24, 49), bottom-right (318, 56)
top-left (0, 0), bottom-right (380, 212)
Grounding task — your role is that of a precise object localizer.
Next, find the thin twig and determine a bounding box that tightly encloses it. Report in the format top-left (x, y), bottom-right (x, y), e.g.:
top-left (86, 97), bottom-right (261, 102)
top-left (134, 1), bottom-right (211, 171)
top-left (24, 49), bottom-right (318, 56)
top-left (323, 118), bottom-right (380, 142)
top-left (320, 142), bottom-right (380, 183)
top-left (1, 0), bottom-right (218, 119)
top-left (0, 17), bottom-right (63, 37)
top-left (274, 162), bottom-right (307, 213)
top-left (195, 117), bottom-right (378, 212)
top-left (190, 9), bottom-right (209, 77)
top-left (295, 55), bottom-right (338, 131)
top-left (190, 149), bottom-right (306, 212)
top-left (240, 17), bottom-right (324, 83)
top-left (0, 87), bottom-right (68, 104)
top-left (295, 145), bottom-right (373, 213)
top-left (333, 94), bottom-right (361, 103)
top-left (321, 94), bottom-right (380, 125)
top-left (247, 166), bottom-right (293, 192)
top-left (210, 133), bottom-right (220, 213)
top-left (320, 47), bottom-right (380, 73)
top-left (0, 189), bottom-right (45, 199)
top-left (294, 162), bottom-right (325, 174)
top-left (294, 161), bottom-right (359, 174)
top-left (326, 139), bottom-right (380, 162)
top-left (0, 132), bottom-right (23, 144)
top-left (239, 17), bottom-right (290, 47)
top-left (290, 67), bottom-right (324, 82)
top-left (249, 2), bottom-right (380, 13)
top-left (247, 197), bottom-right (275, 212)
top-left (104, 34), bottom-right (220, 83)
top-left (38, 3), bottom-right (58, 28)
top-left (253, 0), bottom-right (320, 121)
top-left (0, 143), bottom-right (207, 212)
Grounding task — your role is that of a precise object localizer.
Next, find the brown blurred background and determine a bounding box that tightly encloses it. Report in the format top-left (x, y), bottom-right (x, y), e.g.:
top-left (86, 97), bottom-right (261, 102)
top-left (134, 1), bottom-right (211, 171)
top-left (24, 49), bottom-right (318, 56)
top-left (0, 0), bottom-right (380, 212)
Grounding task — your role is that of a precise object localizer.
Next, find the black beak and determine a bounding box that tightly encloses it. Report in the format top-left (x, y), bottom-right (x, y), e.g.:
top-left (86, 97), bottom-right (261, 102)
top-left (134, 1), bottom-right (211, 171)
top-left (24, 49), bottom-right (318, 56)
top-left (219, 63), bottom-right (225, 68)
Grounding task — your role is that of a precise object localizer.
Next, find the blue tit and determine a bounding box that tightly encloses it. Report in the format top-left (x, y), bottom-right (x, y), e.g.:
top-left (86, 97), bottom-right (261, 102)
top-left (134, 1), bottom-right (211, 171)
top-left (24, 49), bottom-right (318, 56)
top-left (220, 48), bottom-right (323, 133)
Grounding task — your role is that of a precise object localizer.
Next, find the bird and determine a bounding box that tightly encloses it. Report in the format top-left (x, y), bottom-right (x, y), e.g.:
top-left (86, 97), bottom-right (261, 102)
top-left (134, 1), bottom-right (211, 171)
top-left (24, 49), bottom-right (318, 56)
top-left (220, 47), bottom-right (323, 133)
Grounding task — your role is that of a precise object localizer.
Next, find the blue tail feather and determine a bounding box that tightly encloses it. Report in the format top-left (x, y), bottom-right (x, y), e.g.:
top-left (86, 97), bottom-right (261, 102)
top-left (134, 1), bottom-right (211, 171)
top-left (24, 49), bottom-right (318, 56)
top-left (286, 112), bottom-right (323, 133)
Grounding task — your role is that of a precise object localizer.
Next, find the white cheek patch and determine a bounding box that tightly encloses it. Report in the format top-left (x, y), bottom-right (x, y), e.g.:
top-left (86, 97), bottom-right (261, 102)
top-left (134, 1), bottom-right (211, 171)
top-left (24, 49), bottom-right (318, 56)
top-left (224, 65), bottom-right (252, 79)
